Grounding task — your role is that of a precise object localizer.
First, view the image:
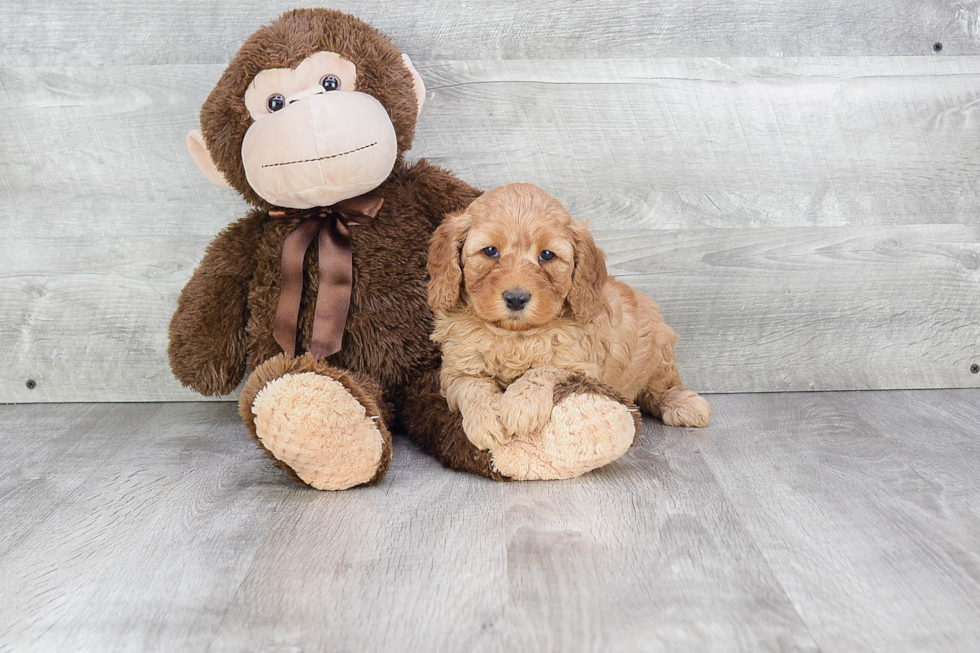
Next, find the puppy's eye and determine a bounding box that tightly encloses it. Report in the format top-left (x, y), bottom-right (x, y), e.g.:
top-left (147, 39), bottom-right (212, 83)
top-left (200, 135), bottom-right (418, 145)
top-left (267, 94), bottom-right (286, 112)
top-left (482, 246), bottom-right (499, 259)
top-left (539, 250), bottom-right (556, 262)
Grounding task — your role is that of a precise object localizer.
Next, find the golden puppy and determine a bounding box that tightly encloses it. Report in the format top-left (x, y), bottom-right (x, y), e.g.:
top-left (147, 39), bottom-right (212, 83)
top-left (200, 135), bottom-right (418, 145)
top-left (428, 183), bottom-right (710, 451)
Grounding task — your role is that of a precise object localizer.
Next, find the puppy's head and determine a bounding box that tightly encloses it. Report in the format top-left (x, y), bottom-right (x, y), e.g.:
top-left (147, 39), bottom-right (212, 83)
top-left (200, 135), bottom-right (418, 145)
top-left (427, 183), bottom-right (608, 330)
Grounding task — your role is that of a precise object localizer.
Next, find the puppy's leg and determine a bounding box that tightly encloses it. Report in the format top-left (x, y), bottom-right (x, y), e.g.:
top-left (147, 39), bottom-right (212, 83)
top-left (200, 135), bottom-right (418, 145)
top-left (638, 369), bottom-right (711, 428)
top-left (643, 385), bottom-right (711, 428)
top-left (442, 373), bottom-right (507, 450)
top-left (499, 366), bottom-right (570, 438)
top-left (632, 313), bottom-right (711, 428)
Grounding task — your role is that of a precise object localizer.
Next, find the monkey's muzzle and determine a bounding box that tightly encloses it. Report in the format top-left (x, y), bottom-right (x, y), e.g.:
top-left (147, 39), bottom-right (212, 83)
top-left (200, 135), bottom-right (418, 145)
top-left (242, 89), bottom-right (398, 209)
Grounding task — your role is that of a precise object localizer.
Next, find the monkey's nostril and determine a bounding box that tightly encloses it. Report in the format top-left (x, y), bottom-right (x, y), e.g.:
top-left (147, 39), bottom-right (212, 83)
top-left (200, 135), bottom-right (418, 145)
top-left (502, 289), bottom-right (531, 311)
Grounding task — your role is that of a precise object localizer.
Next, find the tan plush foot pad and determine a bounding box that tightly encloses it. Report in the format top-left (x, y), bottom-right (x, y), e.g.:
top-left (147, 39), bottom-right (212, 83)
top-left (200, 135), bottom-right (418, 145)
top-left (490, 393), bottom-right (636, 481)
top-left (251, 372), bottom-right (384, 490)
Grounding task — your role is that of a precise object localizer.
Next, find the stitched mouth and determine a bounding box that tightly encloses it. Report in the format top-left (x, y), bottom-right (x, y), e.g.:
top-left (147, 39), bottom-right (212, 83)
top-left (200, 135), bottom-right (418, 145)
top-left (262, 142), bottom-right (378, 168)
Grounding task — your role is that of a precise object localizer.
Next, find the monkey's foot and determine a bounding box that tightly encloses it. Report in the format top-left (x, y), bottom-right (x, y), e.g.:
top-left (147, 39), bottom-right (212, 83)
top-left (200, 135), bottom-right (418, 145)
top-left (240, 355), bottom-right (391, 490)
top-left (490, 377), bottom-right (639, 481)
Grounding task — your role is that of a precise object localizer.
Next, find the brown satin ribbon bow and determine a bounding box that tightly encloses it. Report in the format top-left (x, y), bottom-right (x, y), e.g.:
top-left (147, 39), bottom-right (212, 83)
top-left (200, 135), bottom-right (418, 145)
top-left (269, 195), bottom-right (384, 359)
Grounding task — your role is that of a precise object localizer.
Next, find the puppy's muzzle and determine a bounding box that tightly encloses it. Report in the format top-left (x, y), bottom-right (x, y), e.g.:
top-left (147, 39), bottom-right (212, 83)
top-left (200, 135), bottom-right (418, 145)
top-left (503, 289), bottom-right (531, 311)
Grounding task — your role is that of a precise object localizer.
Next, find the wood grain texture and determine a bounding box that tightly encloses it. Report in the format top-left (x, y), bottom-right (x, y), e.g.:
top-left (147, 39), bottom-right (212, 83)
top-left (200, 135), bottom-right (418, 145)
top-left (2, 57), bottom-right (979, 400)
top-left (414, 58), bottom-right (980, 229)
top-left (2, 0), bottom-right (976, 66)
top-left (2, 391), bottom-right (979, 651)
top-left (605, 224), bottom-right (980, 393)
top-left (498, 443), bottom-right (819, 651)
top-left (0, 402), bottom-right (291, 651)
top-left (699, 391), bottom-right (980, 652)
top-left (207, 454), bottom-right (509, 652)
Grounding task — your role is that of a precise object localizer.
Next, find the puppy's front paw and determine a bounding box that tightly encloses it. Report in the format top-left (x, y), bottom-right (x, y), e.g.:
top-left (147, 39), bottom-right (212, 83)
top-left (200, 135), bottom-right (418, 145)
top-left (461, 397), bottom-right (507, 450)
top-left (500, 377), bottom-right (555, 437)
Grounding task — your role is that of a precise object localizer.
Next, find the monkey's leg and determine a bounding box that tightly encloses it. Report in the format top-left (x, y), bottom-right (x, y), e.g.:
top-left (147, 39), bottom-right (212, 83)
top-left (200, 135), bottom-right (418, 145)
top-left (491, 375), bottom-right (640, 481)
top-left (399, 368), bottom-right (508, 480)
top-left (239, 353), bottom-right (392, 490)
top-left (401, 370), bottom-right (639, 481)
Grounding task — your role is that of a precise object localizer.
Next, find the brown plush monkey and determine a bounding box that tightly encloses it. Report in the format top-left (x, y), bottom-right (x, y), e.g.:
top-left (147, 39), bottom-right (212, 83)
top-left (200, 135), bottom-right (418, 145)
top-left (171, 8), bottom-right (639, 489)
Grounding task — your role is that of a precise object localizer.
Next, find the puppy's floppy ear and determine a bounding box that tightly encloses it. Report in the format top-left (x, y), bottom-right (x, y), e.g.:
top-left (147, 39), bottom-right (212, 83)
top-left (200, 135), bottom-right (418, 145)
top-left (428, 211), bottom-right (470, 312)
top-left (567, 220), bottom-right (609, 321)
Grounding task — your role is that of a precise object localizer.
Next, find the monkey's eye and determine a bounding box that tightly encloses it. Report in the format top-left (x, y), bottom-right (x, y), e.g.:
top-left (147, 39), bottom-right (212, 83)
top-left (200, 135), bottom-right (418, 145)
top-left (539, 250), bottom-right (556, 262)
top-left (320, 75), bottom-right (341, 92)
top-left (267, 94), bottom-right (286, 112)
top-left (482, 246), bottom-right (499, 259)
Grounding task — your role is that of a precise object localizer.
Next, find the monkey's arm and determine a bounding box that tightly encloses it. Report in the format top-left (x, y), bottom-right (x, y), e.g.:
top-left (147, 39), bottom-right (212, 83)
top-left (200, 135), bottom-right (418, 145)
top-left (440, 368), bottom-right (507, 451)
top-left (168, 215), bottom-right (261, 396)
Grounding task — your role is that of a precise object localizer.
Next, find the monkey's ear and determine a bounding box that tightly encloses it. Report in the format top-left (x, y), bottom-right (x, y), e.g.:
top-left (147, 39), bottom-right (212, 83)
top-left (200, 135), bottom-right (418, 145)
top-left (186, 129), bottom-right (232, 189)
top-left (401, 53), bottom-right (426, 116)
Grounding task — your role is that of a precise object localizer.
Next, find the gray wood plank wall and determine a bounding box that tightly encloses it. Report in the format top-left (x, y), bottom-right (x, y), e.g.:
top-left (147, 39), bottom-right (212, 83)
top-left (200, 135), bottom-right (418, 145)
top-left (1, 3), bottom-right (978, 402)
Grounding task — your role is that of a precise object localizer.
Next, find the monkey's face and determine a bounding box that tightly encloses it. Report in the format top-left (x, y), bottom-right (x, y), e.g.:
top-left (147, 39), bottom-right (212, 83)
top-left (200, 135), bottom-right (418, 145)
top-left (240, 52), bottom-right (398, 209)
top-left (187, 9), bottom-right (426, 209)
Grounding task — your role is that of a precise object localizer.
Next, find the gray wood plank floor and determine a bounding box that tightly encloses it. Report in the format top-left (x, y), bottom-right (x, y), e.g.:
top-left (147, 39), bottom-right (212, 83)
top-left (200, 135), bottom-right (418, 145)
top-left (1, 391), bottom-right (978, 652)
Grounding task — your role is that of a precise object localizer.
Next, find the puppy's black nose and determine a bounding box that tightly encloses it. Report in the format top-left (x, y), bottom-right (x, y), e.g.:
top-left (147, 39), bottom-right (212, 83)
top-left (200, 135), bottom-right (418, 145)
top-left (503, 289), bottom-right (531, 311)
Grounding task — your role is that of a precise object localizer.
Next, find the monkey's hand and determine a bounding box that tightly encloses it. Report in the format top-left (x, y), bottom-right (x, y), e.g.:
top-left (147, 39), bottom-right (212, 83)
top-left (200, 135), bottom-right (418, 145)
top-left (499, 366), bottom-right (570, 438)
top-left (168, 218), bottom-right (258, 396)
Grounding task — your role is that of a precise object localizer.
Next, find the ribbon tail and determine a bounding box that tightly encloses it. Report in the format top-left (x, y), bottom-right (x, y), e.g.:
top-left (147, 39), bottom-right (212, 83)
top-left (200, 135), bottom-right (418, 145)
top-left (273, 217), bottom-right (322, 357)
top-left (309, 218), bottom-right (354, 358)
top-left (332, 195), bottom-right (383, 221)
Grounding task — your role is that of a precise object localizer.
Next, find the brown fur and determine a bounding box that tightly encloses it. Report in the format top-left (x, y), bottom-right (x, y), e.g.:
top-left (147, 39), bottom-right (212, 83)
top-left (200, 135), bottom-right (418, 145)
top-left (429, 184), bottom-right (710, 449)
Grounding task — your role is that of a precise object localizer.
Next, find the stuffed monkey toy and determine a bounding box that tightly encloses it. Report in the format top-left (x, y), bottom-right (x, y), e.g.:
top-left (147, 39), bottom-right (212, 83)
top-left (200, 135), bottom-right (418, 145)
top-left (170, 8), bottom-right (639, 489)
